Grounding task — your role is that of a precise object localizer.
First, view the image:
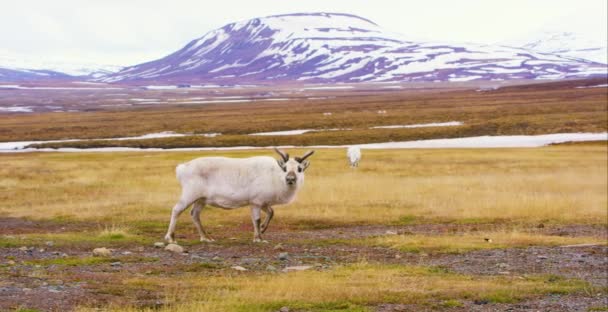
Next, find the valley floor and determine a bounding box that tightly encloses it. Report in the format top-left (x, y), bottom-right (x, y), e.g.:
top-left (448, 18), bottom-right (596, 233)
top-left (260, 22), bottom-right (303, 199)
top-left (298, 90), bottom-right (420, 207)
top-left (0, 146), bottom-right (606, 311)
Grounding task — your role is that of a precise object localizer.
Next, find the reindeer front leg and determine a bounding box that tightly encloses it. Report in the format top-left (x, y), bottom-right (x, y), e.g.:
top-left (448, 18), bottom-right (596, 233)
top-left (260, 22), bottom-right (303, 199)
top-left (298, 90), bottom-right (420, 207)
top-left (250, 205), bottom-right (267, 243)
top-left (261, 205), bottom-right (274, 234)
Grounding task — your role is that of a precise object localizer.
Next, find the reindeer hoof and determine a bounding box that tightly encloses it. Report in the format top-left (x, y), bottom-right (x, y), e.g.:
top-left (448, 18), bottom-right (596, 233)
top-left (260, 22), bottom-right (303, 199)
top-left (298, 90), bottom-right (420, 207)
top-left (253, 238), bottom-right (268, 243)
top-left (200, 237), bottom-right (215, 243)
top-left (164, 234), bottom-right (175, 244)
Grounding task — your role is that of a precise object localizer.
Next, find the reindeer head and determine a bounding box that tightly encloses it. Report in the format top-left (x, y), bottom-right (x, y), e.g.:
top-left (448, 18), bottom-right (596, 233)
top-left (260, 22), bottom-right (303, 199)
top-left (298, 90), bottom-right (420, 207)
top-left (274, 148), bottom-right (314, 186)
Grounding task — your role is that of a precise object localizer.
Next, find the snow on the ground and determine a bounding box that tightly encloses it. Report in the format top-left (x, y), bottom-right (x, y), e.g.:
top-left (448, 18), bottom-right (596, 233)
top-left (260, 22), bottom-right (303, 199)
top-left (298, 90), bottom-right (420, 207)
top-left (0, 132), bottom-right (221, 151)
top-left (0, 106), bottom-right (33, 113)
top-left (371, 121), bottom-right (463, 129)
top-left (250, 129), bottom-right (315, 136)
top-left (576, 84), bottom-right (608, 89)
top-left (249, 128), bottom-right (351, 136)
top-left (1, 132), bottom-right (605, 153)
top-left (301, 86), bottom-right (355, 90)
top-left (355, 133), bottom-right (608, 149)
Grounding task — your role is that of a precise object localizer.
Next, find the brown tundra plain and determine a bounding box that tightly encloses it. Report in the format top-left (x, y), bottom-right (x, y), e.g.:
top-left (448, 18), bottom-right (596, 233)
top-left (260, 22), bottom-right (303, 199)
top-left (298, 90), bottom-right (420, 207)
top-left (0, 78), bottom-right (606, 311)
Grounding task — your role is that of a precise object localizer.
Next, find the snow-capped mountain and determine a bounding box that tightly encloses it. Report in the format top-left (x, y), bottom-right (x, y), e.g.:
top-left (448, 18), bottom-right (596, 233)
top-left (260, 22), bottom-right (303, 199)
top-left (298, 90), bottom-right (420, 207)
top-left (0, 50), bottom-right (122, 80)
top-left (0, 67), bottom-right (73, 81)
top-left (101, 13), bottom-right (606, 84)
top-left (505, 31), bottom-right (607, 64)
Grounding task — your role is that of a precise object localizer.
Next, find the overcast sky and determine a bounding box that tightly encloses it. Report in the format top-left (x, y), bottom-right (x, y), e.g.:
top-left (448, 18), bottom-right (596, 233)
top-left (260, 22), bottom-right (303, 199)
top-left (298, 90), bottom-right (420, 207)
top-left (1, 0), bottom-right (606, 66)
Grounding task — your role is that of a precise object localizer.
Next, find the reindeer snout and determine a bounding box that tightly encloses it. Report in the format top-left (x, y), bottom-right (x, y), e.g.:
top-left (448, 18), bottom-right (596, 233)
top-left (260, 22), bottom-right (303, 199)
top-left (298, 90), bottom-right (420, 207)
top-left (286, 172), bottom-right (297, 185)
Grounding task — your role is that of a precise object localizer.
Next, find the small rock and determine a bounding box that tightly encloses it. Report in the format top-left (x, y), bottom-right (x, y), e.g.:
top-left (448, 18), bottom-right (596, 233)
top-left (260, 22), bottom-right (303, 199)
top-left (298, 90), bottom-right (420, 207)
top-left (22, 288), bottom-right (32, 292)
top-left (7, 260), bottom-right (15, 265)
top-left (395, 254), bottom-right (402, 259)
top-left (60, 253), bottom-right (68, 258)
top-left (38, 248), bottom-right (45, 253)
top-left (385, 230), bottom-right (398, 235)
top-left (537, 255), bottom-right (548, 260)
top-left (498, 271), bottom-right (511, 275)
top-left (154, 242), bottom-right (165, 248)
top-left (110, 262), bottom-right (122, 267)
top-left (282, 265), bottom-right (313, 272)
top-left (164, 243), bottom-right (184, 253)
top-left (484, 238), bottom-right (492, 243)
top-left (266, 265), bottom-right (277, 272)
top-left (212, 256), bottom-right (223, 262)
top-left (497, 263), bottom-right (509, 269)
top-left (229, 237), bottom-right (237, 240)
top-left (241, 258), bottom-right (259, 265)
top-left (474, 299), bottom-right (489, 305)
top-left (93, 247), bottom-right (112, 257)
top-left (121, 251), bottom-right (132, 255)
top-left (231, 266), bottom-right (247, 271)
top-left (18, 246), bottom-right (28, 252)
top-left (279, 307), bottom-right (290, 312)
top-left (45, 241), bottom-right (54, 247)
top-left (273, 243), bottom-right (284, 251)
top-left (278, 252), bottom-right (289, 261)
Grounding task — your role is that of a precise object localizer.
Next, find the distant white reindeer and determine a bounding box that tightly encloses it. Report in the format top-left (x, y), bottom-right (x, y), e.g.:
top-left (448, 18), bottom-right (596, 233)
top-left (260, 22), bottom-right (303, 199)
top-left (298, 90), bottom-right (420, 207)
top-left (347, 146), bottom-right (361, 168)
top-left (164, 148), bottom-right (314, 243)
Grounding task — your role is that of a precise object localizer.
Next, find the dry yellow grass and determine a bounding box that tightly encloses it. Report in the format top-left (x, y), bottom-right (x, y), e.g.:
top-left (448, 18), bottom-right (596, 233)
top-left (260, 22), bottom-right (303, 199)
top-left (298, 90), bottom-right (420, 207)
top-left (358, 231), bottom-right (606, 253)
top-left (74, 263), bottom-right (589, 311)
top-left (0, 146), bottom-right (607, 224)
top-left (0, 144), bottom-right (606, 228)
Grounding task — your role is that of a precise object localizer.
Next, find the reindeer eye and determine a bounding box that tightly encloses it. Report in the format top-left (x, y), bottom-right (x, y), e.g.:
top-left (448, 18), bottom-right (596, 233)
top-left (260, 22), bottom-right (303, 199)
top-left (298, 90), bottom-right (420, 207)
top-left (298, 167), bottom-right (302, 173)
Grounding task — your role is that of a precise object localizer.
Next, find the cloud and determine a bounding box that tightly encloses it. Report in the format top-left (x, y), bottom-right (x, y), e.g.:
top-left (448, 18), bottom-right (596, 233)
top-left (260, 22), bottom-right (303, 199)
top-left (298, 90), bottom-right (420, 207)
top-left (1, 0), bottom-right (605, 66)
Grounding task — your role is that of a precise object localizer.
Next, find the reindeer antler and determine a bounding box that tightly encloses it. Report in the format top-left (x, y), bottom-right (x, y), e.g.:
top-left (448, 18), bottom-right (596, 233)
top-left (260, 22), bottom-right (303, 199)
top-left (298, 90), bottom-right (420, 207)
top-left (295, 150), bottom-right (315, 163)
top-left (274, 147), bottom-right (289, 162)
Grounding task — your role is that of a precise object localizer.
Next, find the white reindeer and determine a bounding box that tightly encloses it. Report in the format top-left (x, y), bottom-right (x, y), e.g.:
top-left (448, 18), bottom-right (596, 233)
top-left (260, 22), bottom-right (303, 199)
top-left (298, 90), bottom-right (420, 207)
top-left (347, 146), bottom-right (361, 168)
top-left (164, 148), bottom-right (314, 243)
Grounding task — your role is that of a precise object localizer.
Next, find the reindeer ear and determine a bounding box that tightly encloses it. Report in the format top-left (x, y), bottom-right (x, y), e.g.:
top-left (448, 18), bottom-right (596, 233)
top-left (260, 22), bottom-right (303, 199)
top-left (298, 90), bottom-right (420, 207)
top-left (277, 159), bottom-right (287, 172)
top-left (301, 160), bottom-right (310, 171)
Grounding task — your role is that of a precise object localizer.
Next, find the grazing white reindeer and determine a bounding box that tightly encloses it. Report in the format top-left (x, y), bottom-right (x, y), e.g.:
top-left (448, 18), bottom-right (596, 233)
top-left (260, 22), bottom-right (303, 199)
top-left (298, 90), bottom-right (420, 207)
top-left (347, 146), bottom-right (361, 168)
top-left (164, 148), bottom-right (314, 243)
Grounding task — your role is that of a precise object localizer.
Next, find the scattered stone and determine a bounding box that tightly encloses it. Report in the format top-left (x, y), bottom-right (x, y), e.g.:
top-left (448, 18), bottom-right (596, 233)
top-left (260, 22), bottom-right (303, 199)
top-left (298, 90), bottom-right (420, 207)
top-left (164, 243), bottom-right (184, 253)
top-left (93, 247), bottom-right (112, 257)
top-left (279, 307), bottom-right (290, 312)
top-left (273, 243), bottom-right (284, 251)
top-left (266, 265), bottom-right (277, 272)
top-left (122, 251), bottom-right (132, 255)
top-left (229, 237), bottom-right (237, 240)
top-left (7, 260), bottom-right (15, 265)
top-left (278, 252), bottom-right (289, 261)
top-left (231, 266), bottom-right (248, 271)
top-left (60, 253), bottom-right (68, 258)
top-left (497, 263), bottom-right (509, 269)
top-left (154, 242), bottom-right (165, 248)
top-left (385, 230), bottom-right (398, 235)
top-left (484, 238), bottom-right (492, 243)
top-left (241, 258), bottom-right (259, 265)
top-left (22, 288), bottom-right (32, 292)
top-left (282, 265), bottom-right (313, 272)
top-left (537, 255), bottom-right (548, 260)
top-left (110, 262), bottom-right (122, 267)
top-left (395, 254), bottom-right (402, 259)
top-left (18, 246), bottom-right (28, 252)
top-left (212, 256), bottom-right (223, 262)
top-left (38, 248), bottom-right (45, 253)
top-left (498, 271), bottom-right (511, 275)
top-left (45, 241), bottom-right (54, 247)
